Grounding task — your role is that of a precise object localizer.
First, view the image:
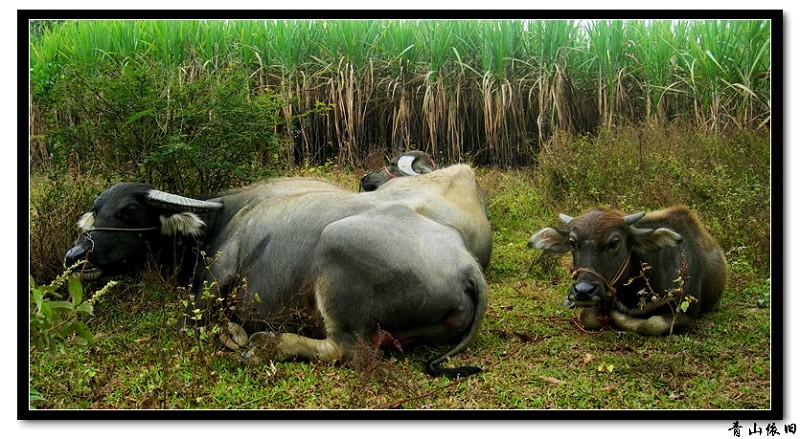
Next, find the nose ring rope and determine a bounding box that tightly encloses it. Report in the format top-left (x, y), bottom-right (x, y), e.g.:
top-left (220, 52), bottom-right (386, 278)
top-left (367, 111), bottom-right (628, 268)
top-left (79, 234), bottom-right (96, 278)
top-left (569, 252), bottom-right (632, 301)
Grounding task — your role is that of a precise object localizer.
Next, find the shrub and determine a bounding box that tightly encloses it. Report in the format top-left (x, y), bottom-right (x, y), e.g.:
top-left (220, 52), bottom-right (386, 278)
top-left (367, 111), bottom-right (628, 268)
top-left (29, 266), bottom-right (116, 352)
top-left (29, 173), bottom-right (109, 282)
top-left (38, 59), bottom-right (291, 194)
top-left (29, 266), bottom-right (118, 409)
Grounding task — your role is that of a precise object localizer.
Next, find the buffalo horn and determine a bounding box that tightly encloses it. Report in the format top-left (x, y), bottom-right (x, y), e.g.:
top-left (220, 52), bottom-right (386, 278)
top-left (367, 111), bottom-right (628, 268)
top-left (145, 189), bottom-right (223, 213)
top-left (397, 155), bottom-right (420, 176)
top-left (558, 213), bottom-right (574, 225)
top-left (623, 211), bottom-right (646, 225)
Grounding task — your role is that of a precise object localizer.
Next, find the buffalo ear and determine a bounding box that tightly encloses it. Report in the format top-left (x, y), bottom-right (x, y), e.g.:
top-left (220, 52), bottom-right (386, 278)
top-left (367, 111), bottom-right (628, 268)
top-left (528, 227), bottom-right (571, 253)
top-left (76, 212), bottom-right (95, 232)
top-left (415, 162), bottom-right (435, 173)
top-left (413, 155), bottom-right (435, 173)
top-left (159, 212), bottom-right (207, 237)
top-left (630, 227), bottom-right (683, 251)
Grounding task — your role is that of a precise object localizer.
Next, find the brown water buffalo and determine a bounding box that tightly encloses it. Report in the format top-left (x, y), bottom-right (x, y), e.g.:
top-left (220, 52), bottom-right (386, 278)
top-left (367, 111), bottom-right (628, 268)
top-left (528, 206), bottom-right (727, 336)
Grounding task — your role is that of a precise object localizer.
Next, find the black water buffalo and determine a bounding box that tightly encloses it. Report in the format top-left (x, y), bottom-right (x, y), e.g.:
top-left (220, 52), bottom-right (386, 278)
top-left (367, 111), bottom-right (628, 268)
top-left (360, 150), bottom-right (436, 191)
top-left (64, 165), bottom-right (492, 378)
top-left (528, 206), bottom-right (727, 336)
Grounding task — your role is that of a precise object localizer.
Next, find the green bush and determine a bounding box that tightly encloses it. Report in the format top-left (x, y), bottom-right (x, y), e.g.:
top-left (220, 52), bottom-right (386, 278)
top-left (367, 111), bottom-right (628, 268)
top-left (30, 266), bottom-right (116, 351)
top-left (39, 60), bottom-right (291, 194)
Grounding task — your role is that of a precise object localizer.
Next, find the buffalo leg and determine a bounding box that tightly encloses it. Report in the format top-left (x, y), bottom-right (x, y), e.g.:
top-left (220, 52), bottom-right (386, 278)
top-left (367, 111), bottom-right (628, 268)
top-left (610, 310), bottom-right (692, 336)
top-left (219, 322), bottom-right (249, 350)
top-left (242, 331), bottom-right (352, 365)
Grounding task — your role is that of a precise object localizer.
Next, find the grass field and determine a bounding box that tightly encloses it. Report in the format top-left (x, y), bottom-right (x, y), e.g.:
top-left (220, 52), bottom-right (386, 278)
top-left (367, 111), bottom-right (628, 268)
top-left (27, 133), bottom-right (773, 412)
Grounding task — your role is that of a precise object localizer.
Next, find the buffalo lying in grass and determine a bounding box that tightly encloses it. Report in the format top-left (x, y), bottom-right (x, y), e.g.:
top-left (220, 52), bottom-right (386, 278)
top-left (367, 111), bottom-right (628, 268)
top-left (529, 206), bottom-right (727, 335)
top-left (65, 165), bottom-right (492, 378)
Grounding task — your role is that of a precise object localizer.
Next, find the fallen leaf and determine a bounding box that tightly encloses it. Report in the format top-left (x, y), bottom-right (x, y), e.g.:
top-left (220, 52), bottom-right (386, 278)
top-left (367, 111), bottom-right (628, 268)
top-left (602, 384), bottom-right (618, 393)
top-left (540, 376), bottom-right (567, 385)
top-left (597, 362), bottom-right (615, 373)
top-left (582, 353), bottom-right (595, 365)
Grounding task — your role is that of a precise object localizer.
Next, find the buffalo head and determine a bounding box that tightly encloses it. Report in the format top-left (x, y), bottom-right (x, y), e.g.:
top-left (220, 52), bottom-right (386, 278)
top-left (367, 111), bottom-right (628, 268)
top-left (63, 182), bottom-right (222, 280)
top-left (528, 208), bottom-right (683, 309)
top-left (360, 150), bottom-right (436, 191)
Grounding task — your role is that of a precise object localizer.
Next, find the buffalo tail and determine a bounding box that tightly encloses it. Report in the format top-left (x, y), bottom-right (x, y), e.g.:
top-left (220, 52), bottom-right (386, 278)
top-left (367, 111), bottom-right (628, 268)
top-left (425, 268), bottom-right (488, 379)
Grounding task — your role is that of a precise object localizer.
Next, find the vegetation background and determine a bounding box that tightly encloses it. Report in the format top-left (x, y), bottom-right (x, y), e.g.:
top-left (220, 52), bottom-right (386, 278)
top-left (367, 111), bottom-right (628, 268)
top-left (26, 16), bottom-right (774, 416)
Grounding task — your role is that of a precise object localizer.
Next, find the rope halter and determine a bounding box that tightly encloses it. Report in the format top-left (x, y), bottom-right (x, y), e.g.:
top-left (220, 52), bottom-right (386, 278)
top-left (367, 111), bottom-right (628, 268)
top-left (569, 251), bottom-right (632, 302)
top-left (383, 165), bottom-right (398, 179)
top-left (85, 226), bottom-right (161, 233)
top-left (74, 225), bottom-right (161, 271)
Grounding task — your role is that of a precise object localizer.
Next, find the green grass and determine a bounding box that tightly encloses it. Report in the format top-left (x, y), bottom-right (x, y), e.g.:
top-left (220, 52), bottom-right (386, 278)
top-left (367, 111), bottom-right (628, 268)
top-left (29, 261), bottom-right (770, 410)
top-left (28, 131), bottom-right (772, 410)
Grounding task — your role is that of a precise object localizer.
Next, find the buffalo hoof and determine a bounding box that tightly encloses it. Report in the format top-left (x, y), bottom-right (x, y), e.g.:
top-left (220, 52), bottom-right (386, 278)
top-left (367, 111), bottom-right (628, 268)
top-left (219, 322), bottom-right (249, 350)
top-left (238, 331), bottom-right (280, 366)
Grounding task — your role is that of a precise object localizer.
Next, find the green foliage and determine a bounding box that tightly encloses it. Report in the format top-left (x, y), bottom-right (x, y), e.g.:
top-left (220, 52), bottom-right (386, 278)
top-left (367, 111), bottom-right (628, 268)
top-left (40, 60), bottom-right (291, 194)
top-left (29, 387), bottom-right (47, 409)
top-left (30, 174), bottom-right (109, 282)
top-left (745, 278), bottom-right (771, 309)
top-left (29, 19), bottom-right (772, 168)
top-left (29, 266), bottom-right (116, 351)
top-left (301, 160), bottom-right (337, 178)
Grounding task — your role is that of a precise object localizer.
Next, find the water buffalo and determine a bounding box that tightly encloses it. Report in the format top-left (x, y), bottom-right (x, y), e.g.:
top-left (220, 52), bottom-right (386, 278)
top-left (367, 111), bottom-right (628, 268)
top-left (360, 150), bottom-right (436, 191)
top-left (64, 165), bottom-right (491, 378)
top-left (528, 206), bottom-right (727, 336)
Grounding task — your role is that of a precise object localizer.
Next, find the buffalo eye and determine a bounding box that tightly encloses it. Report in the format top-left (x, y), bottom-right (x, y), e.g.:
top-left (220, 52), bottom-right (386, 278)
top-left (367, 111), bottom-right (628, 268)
top-left (606, 237), bottom-right (620, 251)
top-left (116, 204), bottom-right (141, 221)
top-left (568, 238), bottom-right (578, 251)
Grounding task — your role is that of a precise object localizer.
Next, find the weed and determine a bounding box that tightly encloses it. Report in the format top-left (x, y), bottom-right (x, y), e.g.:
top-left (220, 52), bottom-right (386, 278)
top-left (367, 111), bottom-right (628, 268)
top-left (29, 265), bottom-right (116, 352)
top-left (745, 278), bottom-right (771, 309)
top-left (28, 266), bottom-right (117, 408)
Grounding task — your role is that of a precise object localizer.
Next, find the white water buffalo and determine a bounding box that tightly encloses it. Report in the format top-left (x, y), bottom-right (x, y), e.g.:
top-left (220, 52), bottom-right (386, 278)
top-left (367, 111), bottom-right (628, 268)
top-left (64, 165), bottom-right (492, 378)
top-left (528, 206), bottom-right (727, 336)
